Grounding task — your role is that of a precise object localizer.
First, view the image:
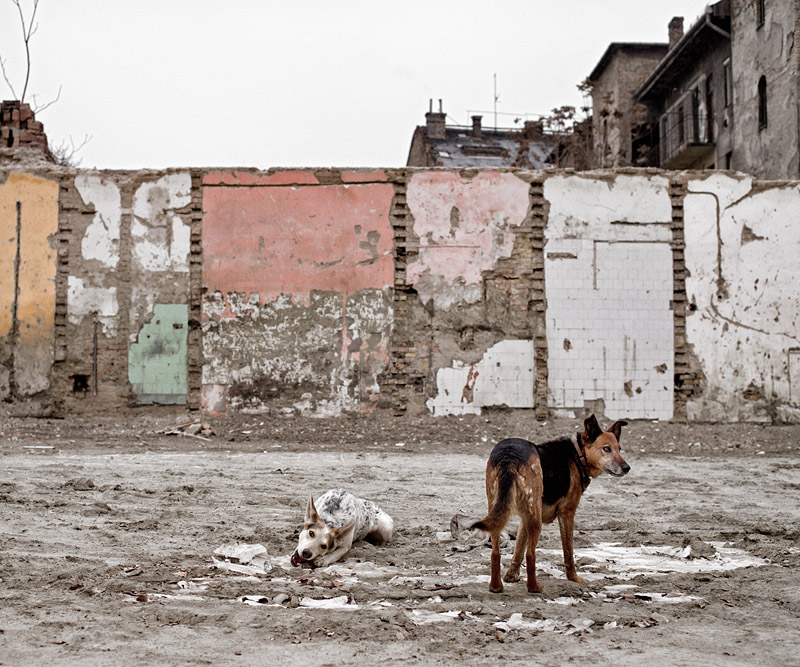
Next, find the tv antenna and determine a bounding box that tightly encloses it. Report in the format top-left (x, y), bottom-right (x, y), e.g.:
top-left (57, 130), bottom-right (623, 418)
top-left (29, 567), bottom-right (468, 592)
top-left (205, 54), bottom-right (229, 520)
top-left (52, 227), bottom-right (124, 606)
top-left (493, 73), bottom-right (499, 129)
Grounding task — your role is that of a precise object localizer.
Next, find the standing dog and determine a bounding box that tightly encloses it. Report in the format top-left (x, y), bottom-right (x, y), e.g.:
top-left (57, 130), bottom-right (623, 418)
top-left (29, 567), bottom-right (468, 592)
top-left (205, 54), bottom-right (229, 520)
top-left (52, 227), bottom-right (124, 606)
top-left (471, 415), bottom-right (630, 593)
top-left (290, 489), bottom-right (393, 568)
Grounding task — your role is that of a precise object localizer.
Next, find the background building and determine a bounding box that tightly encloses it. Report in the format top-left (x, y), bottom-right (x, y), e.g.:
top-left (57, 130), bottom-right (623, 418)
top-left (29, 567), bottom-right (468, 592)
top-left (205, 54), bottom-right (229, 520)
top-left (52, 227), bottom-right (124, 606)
top-left (588, 0), bottom-right (800, 179)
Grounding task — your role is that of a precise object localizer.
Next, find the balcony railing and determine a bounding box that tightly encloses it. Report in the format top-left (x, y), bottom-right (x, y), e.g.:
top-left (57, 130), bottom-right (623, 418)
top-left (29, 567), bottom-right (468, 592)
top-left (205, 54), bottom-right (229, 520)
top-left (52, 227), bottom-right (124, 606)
top-left (658, 109), bottom-right (714, 168)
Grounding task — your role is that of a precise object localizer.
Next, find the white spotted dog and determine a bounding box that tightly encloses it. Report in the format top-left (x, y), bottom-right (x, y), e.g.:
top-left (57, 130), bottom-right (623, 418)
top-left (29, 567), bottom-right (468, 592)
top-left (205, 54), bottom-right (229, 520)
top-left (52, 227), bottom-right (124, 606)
top-left (290, 489), bottom-right (394, 568)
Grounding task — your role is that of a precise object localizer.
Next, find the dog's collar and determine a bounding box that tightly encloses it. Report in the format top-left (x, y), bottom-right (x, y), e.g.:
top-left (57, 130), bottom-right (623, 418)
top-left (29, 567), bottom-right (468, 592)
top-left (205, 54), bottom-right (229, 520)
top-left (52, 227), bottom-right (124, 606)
top-left (572, 435), bottom-right (591, 489)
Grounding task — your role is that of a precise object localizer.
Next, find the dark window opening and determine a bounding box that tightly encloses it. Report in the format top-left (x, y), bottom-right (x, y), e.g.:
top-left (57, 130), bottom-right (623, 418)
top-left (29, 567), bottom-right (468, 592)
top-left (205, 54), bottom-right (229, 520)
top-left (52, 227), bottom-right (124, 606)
top-left (705, 74), bottom-right (714, 141)
top-left (723, 59), bottom-right (731, 107)
top-left (758, 75), bottom-right (768, 130)
top-left (691, 88), bottom-right (701, 141)
top-left (71, 374), bottom-right (90, 394)
top-left (678, 106), bottom-right (685, 144)
top-left (756, 0), bottom-right (765, 27)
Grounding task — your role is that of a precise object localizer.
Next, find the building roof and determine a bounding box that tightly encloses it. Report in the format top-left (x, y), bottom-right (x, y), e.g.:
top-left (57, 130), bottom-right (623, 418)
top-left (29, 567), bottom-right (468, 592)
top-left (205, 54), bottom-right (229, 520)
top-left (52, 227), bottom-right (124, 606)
top-left (409, 124), bottom-right (557, 168)
top-left (588, 42), bottom-right (668, 83)
top-left (635, 0), bottom-right (731, 101)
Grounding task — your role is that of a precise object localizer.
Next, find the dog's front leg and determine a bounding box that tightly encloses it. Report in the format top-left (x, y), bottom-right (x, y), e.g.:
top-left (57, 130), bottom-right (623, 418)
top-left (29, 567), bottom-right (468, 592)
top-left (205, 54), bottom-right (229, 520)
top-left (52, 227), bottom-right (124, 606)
top-left (317, 545), bottom-right (350, 567)
top-left (557, 510), bottom-right (586, 585)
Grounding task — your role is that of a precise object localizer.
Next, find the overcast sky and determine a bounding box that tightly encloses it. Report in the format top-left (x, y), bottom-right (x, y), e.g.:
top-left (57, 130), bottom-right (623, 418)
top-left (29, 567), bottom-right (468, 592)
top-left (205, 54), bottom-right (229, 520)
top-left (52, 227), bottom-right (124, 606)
top-left (0, 1), bottom-right (709, 169)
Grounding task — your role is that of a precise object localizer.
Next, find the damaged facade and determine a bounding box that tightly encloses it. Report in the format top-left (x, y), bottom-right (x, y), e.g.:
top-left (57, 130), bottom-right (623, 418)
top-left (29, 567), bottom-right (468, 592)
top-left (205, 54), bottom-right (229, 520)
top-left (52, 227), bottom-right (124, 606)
top-left (2, 104), bottom-right (799, 422)
top-left (2, 165), bottom-right (799, 422)
top-left (589, 0), bottom-right (800, 179)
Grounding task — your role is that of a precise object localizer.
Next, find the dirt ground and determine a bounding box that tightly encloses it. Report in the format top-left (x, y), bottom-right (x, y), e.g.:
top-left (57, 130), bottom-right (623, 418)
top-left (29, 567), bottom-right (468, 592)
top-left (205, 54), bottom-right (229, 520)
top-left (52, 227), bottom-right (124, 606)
top-left (1, 411), bottom-right (799, 666)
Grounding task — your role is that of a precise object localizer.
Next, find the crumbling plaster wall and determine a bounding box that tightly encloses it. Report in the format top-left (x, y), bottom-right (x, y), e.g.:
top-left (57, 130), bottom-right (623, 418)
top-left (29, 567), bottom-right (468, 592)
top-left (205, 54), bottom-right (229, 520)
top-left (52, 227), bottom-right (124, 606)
top-left (201, 170), bottom-right (395, 416)
top-left (58, 170), bottom-right (195, 410)
top-left (0, 172), bottom-right (59, 400)
top-left (3, 162), bottom-right (800, 423)
top-left (684, 172), bottom-right (800, 422)
top-left (402, 170), bottom-right (542, 416)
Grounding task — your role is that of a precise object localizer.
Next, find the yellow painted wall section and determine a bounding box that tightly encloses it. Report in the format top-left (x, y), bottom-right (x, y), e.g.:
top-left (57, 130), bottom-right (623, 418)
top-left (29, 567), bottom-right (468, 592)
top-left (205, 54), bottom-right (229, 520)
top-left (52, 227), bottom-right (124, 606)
top-left (0, 172), bottom-right (59, 395)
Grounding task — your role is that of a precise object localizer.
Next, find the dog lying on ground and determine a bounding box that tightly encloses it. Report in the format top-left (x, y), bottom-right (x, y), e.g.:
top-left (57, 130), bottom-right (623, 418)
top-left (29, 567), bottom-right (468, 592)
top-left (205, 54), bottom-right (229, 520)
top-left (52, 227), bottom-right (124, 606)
top-left (471, 414), bottom-right (630, 593)
top-left (290, 489), bottom-right (393, 568)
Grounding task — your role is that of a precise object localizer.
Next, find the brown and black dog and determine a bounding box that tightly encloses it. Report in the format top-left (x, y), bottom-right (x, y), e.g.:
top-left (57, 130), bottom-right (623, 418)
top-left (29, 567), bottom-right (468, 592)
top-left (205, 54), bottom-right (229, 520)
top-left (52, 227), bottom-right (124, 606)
top-left (471, 415), bottom-right (629, 594)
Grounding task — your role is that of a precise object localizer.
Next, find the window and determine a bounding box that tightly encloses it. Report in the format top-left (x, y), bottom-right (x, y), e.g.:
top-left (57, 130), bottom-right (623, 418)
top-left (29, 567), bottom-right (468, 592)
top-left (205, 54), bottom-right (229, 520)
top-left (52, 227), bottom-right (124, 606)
top-left (723, 59), bottom-right (731, 107)
top-left (758, 75), bottom-right (768, 130)
top-left (705, 74), bottom-right (714, 141)
top-left (756, 0), bottom-right (765, 27)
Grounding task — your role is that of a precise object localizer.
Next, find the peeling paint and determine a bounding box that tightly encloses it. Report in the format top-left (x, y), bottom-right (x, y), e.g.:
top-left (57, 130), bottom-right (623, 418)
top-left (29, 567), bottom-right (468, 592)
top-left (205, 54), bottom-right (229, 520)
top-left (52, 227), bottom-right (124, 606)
top-left (544, 173), bottom-right (672, 241)
top-left (202, 173), bottom-right (395, 414)
top-left (203, 288), bottom-right (392, 416)
top-left (131, 173), bottom-right (191, 273)
top-left (67, 277), bottom-right (119, 335)
top-left (427, 340), bottom-right (534, 416)
top-left (0, 172), bottom-right (59, 398)
top-left (128, 304), bottom-right (188, 405)
top-left (76, 173), bottom-right (121, 268)
top-left (406, 171), bottom-right (529, 310)
top-left (685, 174), bottom-right (800, 422)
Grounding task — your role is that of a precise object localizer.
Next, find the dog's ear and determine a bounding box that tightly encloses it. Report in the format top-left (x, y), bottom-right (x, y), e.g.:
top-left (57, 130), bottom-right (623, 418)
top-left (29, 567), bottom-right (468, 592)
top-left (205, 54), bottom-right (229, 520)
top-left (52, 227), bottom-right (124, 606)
top-left (583, 414), bottom-right (603, 443)
top-left (305, 496), bottom-right (319, 524)
top-left (332, 521), bottom-right (356, 545)
top-left (607, 420), bottom-right (628, 442)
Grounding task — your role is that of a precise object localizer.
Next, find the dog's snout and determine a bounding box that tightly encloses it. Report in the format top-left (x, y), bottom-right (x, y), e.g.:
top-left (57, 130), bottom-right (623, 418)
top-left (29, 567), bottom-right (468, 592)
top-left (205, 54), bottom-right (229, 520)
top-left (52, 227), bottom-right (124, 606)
top-left (301, 549), bottom-right (313, 560)
top-left (621, 462), bottom-right (630, 474)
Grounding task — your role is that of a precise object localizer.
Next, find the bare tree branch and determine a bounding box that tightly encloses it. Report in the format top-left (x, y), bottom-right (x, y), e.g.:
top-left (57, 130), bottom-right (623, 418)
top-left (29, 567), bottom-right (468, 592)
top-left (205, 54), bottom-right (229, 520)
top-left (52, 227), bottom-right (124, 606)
top-left (11, 0), bottom-right (40, 102)
top-left (50, 133), bottom-right (92, 167)
top-left (0, 56), bottom-right (19, 99)
top-left (31, 83), bottom-right (60, 113)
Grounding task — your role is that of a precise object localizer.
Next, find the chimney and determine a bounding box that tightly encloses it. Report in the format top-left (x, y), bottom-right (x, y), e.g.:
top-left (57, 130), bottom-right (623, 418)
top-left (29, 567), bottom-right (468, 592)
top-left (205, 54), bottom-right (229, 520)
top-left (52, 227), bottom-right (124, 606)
top-left (425, 98), bottom-right (446, 140)
top-left (471, 115), bottom-right (483, 138)
top-left (669, 16), bottom-right (684, 50)
top-left (523, 120), bottom-right (544, 141)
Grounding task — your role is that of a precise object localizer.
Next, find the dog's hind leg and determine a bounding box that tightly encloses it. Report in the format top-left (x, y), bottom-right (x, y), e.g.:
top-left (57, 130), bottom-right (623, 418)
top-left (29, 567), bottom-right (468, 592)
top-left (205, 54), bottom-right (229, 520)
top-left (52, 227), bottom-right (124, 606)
top-left (504, 522), bottom-right (527, 583)
top-left (524, 516), bottom-right (543, 594)
top-left (489, 530), bottom-right (504, 593)
top-left (519, 466), bottom-right (544, 594)
top-left (365, 511), bottom-right (394, 545)
top-left (557, 510), bottom-right (586, 584)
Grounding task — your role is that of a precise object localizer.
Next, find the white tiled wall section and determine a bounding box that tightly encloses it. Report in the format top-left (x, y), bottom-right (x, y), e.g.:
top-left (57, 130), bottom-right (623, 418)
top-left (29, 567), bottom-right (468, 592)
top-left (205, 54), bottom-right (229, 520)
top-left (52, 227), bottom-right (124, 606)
top-left (427, 340), bottom-right (535, 416)
top-left (545, 239), bottom-right (674, 420)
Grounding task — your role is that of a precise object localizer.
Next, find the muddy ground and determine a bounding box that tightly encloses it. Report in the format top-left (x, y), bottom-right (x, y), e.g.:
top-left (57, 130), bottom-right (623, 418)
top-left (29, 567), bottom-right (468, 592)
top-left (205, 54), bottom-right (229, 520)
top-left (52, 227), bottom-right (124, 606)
top-left (1, 411), bottom-right (799, 665)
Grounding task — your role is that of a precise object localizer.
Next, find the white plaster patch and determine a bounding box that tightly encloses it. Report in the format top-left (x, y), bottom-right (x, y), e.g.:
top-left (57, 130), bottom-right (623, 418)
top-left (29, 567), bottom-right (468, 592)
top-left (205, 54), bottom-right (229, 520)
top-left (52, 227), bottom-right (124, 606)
top-left (543, 542), bottom-right (768, 579)
top-left (545, 239), bottom-right (674, 420)
top-left (684, 176), bottom-right (800, 422)
top-left (406, 171), bottom-right (529, 310)
top-left (67, 276), bottom-right (119, 334)
top-left (131, 173), bottom-right (191, 273)
top-left (544, 173), bottom-right (672, 241)
top-left (75, 173), bottom-right (121, 268)
top-left (427, 340), bottom-right (534, 416)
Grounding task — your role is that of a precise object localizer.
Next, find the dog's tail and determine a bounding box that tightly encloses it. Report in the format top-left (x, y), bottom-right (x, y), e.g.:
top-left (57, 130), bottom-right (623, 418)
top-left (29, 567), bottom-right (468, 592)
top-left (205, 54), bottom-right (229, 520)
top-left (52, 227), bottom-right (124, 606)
top-left (470, 464), bottom-right (516, 533)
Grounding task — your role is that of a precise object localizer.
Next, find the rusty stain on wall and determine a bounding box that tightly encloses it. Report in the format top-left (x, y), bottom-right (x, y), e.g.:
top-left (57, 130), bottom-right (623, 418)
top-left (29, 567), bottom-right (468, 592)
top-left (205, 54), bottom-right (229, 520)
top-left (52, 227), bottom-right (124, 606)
top-left (0, 172), bottom-right (59, 398)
